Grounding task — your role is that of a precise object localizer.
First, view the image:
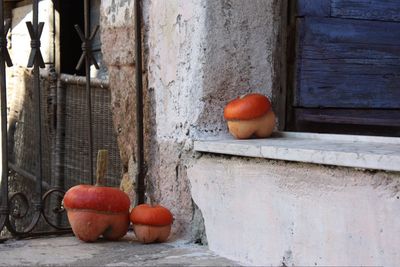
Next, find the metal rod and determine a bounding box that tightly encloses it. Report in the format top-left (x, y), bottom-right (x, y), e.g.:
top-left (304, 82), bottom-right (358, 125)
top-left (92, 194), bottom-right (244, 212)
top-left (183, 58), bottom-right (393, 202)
top-left (0, 0), bottom-right (9, 225)
top-left (134, 0), bottom-right (145, 205)
top-left (0, 0), bottom-right (76, 236)
top-left (75, 0), bottom-right (99, 185)
top-left (8, 162), bottom-right (50, 191)
top-left (54, 79), bottom-right (65, 190)
top-left (59, 74), bottom-right (108, 88)
top-left (84, 0), bottom-right (94, 184)
top-left (41, 72), bottom-right (109, 88)
top-left (54, 79), bottom-right (64, 227)
top-left (32, 0), bottom-right (43, 211)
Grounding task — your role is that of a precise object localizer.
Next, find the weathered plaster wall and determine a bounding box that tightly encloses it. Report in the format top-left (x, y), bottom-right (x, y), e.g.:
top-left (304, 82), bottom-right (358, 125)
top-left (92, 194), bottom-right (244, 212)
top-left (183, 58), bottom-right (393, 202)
top-left (143, 0), bottom-right (282, 239)
top-left (10, 0), bottom-right (54, 67)
top-left (143, 0), bottom-right (208, 239)
top-left (97, 3), bottom-right (400, 266)
top-left (188, 156), bottom-right (400, 266)
top-left (101, 0), bottom-right (281, 239)
top-left (100, 0), bottom-right (137, 200)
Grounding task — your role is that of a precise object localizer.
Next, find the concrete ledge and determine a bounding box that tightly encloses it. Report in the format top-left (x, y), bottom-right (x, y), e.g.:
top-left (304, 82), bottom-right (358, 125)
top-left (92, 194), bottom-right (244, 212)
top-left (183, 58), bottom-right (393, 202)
top-left (188, 156), bottom-right (400, 266)
top-left (194, 132), bottom-right (400, 172)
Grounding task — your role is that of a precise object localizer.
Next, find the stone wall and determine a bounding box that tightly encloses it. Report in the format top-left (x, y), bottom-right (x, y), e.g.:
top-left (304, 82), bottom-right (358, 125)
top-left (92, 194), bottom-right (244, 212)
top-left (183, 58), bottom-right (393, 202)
top-left (100, 0), bottom-right (137, 201)
top-left (144, 0), bottom-right (282, 239)
top-left (147, 0), bottom-right (279, 240)
top-left (74, 2), bottom-right (400, 266)
top-left (101, 0), bottom-right (282, 239)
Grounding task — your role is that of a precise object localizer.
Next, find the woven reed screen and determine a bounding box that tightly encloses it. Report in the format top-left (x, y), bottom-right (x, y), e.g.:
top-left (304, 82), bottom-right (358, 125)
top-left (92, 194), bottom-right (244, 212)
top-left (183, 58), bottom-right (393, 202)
top-left (8, 72), bottom-right (122, 190)
top-left (3, 72), bottom-right (123, 234)
top-left (61, 79), bottom-right (122, 188)
top-left (5, 71), bottom-right (56, 233)
top-left (8, 70), bottom-right (54, 189)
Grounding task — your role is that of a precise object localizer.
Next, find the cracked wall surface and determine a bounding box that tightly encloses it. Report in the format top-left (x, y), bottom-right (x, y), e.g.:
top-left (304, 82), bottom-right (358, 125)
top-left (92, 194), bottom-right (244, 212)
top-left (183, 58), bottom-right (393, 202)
top-left (101, 0), bottom-right (281, 240)
top-left (80, 1), bottom-right (400, 266)
top-left (143, 0), bottom-right (282, 240)
top-left (100, 0), bottom-right (137, 202)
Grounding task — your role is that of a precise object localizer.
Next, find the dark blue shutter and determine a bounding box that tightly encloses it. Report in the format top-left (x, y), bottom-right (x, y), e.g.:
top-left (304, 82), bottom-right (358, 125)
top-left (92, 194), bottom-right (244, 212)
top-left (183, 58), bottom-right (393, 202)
top-left (289, 0), bottom-right (400, 136)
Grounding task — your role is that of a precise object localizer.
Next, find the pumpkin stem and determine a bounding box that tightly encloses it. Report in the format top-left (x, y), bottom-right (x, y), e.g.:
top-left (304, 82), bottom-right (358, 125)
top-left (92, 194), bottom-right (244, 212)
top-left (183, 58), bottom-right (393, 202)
top-left (96, 150), bottom-right (108, 186)
top-left (145, 192), bottom-right (155, 207)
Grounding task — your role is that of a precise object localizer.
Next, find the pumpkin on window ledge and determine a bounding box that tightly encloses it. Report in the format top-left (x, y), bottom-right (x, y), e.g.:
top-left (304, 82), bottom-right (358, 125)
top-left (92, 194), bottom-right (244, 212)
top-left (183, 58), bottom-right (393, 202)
top-left (224, 93), bottom-right (276, 139)
top-left (63, 150), bottom-right (131, 242)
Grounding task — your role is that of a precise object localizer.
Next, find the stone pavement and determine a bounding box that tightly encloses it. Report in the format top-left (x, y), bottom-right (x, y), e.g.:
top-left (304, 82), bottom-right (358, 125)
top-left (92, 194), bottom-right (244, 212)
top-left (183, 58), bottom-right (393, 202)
top-left (0, 233), bottom-right (239, 266)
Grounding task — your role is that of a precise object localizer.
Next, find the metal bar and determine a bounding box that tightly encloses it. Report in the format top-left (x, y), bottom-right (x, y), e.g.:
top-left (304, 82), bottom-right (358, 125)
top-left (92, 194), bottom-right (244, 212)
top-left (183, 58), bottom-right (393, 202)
top-left (8, 162), bottom-right (50, 191)
top-left (54, 79), bottom-right (65, 190)
top-left (4, 0), bottom-right (48, 235)
top-left (0, 0), bottom-right (10, 228)
top-left (41, 72), bottom-right (109, 88)
top-left (134, 0), bottom-right (145, 205)
top-left (5, 0), bottom-right (47, 235)
top-left (32, 0), bottom-right (43, 212)
top-left (75, 0), bottom-right (100, 186)
top-left (1, 0), bottom-right (73, 236)
top-left (59, 74), bottom-right (108, 88)
top-left (54, 79), bottom-right (65, 227)
top-left (85, 0), bottom-right (94, 184)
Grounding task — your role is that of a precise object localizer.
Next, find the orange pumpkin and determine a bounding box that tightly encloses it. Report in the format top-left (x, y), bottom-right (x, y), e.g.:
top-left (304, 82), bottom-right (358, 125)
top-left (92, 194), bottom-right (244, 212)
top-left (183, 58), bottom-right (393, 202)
top-left (130, 204), bottom-right (173, 244)
top-left (63, 150), bottom-right (130, 242)
top-left (224, 93), bottom-right (275, 139)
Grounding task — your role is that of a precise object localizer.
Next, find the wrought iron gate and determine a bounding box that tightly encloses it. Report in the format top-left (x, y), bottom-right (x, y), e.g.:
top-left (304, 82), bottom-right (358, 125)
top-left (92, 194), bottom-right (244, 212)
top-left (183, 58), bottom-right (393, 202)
top-left (0, 0), bottom-right (122, 238)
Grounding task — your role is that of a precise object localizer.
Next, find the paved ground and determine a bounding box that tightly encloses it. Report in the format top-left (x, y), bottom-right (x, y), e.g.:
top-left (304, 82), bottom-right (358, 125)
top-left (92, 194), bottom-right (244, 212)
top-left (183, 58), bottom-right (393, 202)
top-left (0, 232), bottom-right (239, 266)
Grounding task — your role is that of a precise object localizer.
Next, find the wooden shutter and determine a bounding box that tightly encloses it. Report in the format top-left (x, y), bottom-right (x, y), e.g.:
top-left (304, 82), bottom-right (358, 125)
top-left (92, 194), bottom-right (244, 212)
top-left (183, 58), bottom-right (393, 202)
top-left (288, 0), bottom-right (400, 136)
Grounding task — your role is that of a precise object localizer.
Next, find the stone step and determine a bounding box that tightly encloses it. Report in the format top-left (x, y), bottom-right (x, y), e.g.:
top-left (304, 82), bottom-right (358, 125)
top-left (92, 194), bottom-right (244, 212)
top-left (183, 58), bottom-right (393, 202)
top-left (0, 233), bottom-right (239, 266)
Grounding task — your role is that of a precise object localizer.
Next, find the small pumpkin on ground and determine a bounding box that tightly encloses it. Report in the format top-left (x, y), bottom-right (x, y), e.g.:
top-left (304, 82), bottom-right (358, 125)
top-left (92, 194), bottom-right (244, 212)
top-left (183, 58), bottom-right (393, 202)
top-left (63, 150), bottom-right (130, 242)
top-left (224, 93), bottom-right (275, 139)
top-left (130, 203), bottom-right (173, 244)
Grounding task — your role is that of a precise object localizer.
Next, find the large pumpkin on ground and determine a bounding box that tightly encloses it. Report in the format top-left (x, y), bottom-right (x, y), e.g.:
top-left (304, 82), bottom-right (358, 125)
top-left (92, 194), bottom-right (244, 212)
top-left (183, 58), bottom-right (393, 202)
top-left (63, 150), bottom-right (130, 242)
top-left (130, 204), bottom-right (173, 244)
top-left (224, 93), bottom-right (275, 139)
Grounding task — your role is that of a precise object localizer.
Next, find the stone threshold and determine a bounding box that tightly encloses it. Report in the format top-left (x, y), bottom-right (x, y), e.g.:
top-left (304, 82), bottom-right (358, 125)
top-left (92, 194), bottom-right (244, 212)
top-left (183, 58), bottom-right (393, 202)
top-left (0, 233), bottom-right (239, 266)
top-left (194, 132), bottom-right (400, 172)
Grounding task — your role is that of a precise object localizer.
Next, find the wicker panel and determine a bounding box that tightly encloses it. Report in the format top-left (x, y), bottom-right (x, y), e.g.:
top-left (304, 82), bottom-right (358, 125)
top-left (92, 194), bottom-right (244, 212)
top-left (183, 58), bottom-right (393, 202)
top-left (8, 71), bottom-right (54, 187)
top-left (62, 81), bottom-right (122, 189)
top-left (4, 70), bottom-right (57, 234)
top-left (2, 70), bottom-right (122, 236)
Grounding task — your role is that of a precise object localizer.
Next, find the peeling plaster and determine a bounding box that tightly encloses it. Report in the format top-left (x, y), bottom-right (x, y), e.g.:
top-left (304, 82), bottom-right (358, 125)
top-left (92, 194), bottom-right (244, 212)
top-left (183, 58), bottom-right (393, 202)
top-left (102, 0), bottom-right (282, 241)
top-left (102, 0), bottom-right (133, 26)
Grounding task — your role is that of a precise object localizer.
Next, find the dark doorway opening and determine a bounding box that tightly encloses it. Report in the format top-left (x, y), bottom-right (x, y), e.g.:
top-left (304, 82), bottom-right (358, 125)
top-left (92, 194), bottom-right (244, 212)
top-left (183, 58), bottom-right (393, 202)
top-left (54, 0), bottom-right (85, 75)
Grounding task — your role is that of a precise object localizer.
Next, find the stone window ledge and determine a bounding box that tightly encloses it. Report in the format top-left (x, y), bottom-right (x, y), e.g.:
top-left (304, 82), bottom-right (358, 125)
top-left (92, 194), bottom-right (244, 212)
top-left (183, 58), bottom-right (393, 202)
top-left (194, 132), bottom-right (400, 172)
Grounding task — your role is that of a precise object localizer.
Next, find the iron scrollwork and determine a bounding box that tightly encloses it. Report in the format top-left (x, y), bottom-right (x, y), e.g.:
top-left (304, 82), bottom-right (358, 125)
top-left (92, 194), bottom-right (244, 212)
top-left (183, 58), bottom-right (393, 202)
top-left (6, 191), bottom-right (41, 235)
top-left (4, 187), bottom-right (70, 235)
top-left (0, 0), bottom-right (71, 237)
top-left (42, 189), bottom-right (70, 231)
top-left (0, 0), bottom-right (106, 238)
